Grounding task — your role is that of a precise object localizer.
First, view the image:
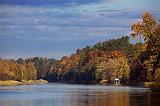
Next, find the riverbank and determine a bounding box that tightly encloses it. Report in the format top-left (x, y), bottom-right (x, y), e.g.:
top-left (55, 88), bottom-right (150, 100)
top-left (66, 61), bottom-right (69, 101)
top-left (0, 79), bottom-right (48, 86)
top-left (144, 82), bottom-right (160, 91)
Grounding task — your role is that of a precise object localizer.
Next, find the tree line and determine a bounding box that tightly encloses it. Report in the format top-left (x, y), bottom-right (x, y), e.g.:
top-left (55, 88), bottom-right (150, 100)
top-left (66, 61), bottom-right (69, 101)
top-left (0, 12), bottom-right (159, 85)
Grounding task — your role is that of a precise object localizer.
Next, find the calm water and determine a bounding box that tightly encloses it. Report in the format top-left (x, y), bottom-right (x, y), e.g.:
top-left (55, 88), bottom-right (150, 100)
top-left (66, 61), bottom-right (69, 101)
top-left (0, 83), bottom-right (160, 106)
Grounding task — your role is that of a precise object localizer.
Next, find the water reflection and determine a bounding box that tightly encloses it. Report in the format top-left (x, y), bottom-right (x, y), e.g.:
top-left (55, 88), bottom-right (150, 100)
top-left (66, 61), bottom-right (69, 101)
top-left (71, 91), bottom-right (130, 106)
top-left (0, 83), bottom-right (160, 106)
top-left (67, 88), bottom-right (146, 106)
top-left (148, 92), bottom-right (160, 106)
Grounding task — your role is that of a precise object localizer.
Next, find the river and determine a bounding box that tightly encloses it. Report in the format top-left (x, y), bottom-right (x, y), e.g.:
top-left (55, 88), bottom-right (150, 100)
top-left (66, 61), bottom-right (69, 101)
top-left (0, 83), bottom-right (160, 106)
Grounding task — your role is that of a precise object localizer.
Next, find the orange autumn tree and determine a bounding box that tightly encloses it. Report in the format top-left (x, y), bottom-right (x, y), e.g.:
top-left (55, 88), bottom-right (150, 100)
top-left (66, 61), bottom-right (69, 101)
top-left (95, 51), bottom-right (130, 83)
top-left (131, 12), bottom-right (160, 82)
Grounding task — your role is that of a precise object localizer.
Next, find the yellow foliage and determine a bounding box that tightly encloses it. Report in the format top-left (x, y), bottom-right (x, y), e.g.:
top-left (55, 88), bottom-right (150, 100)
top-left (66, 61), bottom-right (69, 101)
top-left (0, 60), bottom-right (36, 81)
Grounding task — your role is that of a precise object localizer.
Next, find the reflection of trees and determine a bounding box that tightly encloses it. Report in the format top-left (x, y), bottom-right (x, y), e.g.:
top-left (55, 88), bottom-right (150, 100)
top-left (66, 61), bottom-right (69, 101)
top-left (148, 92), bottom-right (160, 106)
top-left (70, 89), bottom-right (160, 106)
top-left (129, 92), bottom-right (149, 106)
top-left (70, 90), bottom-right (129, 106)
top-left (1, 87), bottom-right (160, 106)
top-left (107, 92), bottom-right (129, 106)
top-left (129, 91), bottom-right (160, 106)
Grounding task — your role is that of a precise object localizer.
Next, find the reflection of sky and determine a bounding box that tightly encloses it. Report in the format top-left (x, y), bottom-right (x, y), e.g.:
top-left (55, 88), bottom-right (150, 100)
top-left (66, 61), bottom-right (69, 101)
top-left (0, 0), bottom-right (160, 59)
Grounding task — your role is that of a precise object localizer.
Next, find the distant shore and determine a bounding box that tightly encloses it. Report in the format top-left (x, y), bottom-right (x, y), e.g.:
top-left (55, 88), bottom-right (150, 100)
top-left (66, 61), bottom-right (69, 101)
top-left (144, 82), bottom-right (160, 91)
top-left (0, 79), bottom-right (48, 86)
top-left (1, 79), bottom-right (160, 92)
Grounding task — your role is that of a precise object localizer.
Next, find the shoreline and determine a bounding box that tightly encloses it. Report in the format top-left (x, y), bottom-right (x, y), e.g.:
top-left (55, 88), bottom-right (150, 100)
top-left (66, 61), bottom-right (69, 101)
top-left (0, 80), bottom-right (160, 91)
top-left (0, 79), bottom-right (48, 86)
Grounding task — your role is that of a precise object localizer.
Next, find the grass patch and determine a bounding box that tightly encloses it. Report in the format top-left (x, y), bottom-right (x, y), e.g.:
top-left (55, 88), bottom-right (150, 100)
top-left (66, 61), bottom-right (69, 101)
top-left (0, 79), bottom-right (48, 86)
top-left (0, 80), bottom-right (21, 86)
top-left (144, 82), bottom-right (160, 91)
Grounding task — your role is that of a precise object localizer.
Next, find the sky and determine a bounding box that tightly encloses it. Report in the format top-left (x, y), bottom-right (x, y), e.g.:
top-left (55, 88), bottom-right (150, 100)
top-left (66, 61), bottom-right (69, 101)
top-left (0, 0), bottom-right (160, 59)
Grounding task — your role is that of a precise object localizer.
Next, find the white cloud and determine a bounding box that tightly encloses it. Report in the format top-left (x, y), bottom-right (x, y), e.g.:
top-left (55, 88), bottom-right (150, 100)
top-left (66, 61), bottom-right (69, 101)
top-left (0, 1), bottom-right (160, 59)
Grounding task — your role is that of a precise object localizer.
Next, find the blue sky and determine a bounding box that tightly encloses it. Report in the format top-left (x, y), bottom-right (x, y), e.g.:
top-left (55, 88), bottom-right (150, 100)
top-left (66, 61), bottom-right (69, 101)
top-left (0, 0), bottom-right (160, 59)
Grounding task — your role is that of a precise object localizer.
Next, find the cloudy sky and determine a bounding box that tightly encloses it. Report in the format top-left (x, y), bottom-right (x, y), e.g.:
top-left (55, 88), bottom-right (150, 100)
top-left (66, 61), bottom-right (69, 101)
top-left (0, 0), bottom-right (160, 59)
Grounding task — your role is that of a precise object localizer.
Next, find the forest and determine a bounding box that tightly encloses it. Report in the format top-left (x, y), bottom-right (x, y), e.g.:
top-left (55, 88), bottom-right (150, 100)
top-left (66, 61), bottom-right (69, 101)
top-left (0, 12), bottom-right (160, 86)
